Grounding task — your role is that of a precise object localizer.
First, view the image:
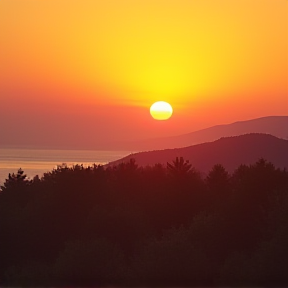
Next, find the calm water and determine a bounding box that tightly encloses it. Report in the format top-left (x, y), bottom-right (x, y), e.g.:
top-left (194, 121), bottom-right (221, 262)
top-left (0, 148), bottom-right (131, 185)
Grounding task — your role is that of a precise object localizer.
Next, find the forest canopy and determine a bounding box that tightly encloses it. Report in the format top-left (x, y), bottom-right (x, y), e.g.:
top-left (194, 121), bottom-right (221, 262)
top-left (0, 157), bottom-right (287, 286)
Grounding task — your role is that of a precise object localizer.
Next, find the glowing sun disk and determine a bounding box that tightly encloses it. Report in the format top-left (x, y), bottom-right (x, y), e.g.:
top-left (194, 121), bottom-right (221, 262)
top-left (150, 101), bottom-right (173, 120)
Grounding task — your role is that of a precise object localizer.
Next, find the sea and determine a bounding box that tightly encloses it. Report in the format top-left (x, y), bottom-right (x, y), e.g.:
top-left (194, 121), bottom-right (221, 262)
top-left (0, 148), bottom-right (131, 186)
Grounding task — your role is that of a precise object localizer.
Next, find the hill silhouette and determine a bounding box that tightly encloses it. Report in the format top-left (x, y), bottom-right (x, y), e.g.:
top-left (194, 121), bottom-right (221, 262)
top-left (110, 133), bottom-right (288, 173)
top-left (123, 115), bottom-right (288, 150)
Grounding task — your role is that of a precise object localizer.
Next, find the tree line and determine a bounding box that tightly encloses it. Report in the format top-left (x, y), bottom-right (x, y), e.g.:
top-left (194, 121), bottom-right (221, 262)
top-left (0, 157), bottom-right (287, 286)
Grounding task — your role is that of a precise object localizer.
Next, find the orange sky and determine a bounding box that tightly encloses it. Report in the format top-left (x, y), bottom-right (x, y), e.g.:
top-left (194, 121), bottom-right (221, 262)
top-left (0, 0), bottom-right (287, 149)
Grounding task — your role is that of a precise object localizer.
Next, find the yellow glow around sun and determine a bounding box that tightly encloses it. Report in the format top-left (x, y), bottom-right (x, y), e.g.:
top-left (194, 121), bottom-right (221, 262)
top-left (150, 101), bottom-right (173, 120)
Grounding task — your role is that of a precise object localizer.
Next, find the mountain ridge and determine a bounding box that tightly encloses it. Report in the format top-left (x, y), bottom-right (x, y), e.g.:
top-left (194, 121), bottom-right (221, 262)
top-left (109, 133), bottom-right (288, 174)
top-left (122, 115), bottom-right (288, 151)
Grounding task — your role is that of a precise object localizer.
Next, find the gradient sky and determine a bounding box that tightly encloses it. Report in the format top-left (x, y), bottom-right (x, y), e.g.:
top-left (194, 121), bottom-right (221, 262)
top-left (0, 0), bottom-right (287, 149)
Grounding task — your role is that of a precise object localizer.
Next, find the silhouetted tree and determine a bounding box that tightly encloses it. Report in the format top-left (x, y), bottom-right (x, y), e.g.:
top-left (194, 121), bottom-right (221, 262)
top-left (0, 168), bottom-right (30, 193)
top-left (206, 164), bottom-right (230, 193)
top-left (167, 157), bottom-right (192, 178)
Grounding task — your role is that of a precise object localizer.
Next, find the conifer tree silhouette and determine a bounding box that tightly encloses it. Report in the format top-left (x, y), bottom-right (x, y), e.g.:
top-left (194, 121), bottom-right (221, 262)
top-left (167, 157), bottom-right (192, 178)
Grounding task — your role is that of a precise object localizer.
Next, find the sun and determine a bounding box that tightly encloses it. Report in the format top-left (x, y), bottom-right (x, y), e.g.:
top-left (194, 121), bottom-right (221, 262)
top-left (150, 101), bottom-right (173, 120)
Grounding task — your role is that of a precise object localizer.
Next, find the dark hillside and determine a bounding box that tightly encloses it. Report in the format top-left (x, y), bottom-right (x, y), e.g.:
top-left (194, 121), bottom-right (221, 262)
top-left (110, 133), bottom-right (288, 173)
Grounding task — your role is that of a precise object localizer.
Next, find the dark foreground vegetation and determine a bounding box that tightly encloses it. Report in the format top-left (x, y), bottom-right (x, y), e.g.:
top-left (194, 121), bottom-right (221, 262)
top-left (0, 157), bottom-right (287, 286)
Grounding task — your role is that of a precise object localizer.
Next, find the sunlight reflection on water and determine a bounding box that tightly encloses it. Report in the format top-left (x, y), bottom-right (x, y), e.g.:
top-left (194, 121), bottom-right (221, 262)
top-left (0, 148), bottom-right (131, 185)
